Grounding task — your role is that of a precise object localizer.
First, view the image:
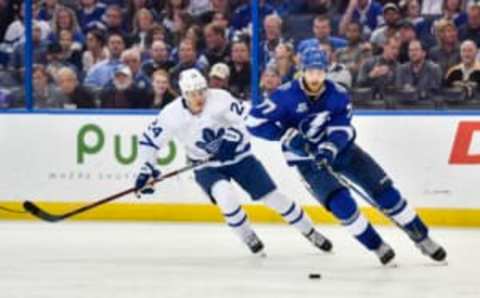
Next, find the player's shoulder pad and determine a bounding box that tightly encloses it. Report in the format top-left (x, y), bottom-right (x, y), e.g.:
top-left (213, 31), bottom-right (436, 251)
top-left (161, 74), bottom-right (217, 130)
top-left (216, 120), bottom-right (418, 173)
top-left (156, 96), bottom-right (185, 125)
top-left (207, 88), bottom-right (237, 111)
top-left (325, 80), bottom-right (351, 108)
top-left (269, 80), bottom-right (298, 104)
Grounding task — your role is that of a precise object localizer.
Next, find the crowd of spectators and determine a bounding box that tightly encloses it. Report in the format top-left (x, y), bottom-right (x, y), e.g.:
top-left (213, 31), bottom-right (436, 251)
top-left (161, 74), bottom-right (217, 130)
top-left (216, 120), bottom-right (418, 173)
top-left (0, 0), bottom-right (480, 109)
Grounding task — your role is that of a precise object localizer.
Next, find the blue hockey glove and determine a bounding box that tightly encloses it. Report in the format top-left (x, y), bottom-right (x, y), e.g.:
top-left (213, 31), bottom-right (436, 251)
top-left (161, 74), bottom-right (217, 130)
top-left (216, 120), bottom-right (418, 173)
top-left (281, 129), bottom-right (310, 157)
top-left (314, 148), bottom-right (335, 167)
top-left (135, 162), bottom-right (161, 198)
top-left (213, 128), bottom-right (243, 162)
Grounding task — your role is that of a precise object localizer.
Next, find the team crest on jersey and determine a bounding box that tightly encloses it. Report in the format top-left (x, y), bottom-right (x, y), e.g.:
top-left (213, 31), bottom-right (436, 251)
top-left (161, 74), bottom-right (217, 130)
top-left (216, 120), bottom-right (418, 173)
top-left (296, 103), bottom-right (308, 113)
top-left (195, 128), bottom-right (225, 154)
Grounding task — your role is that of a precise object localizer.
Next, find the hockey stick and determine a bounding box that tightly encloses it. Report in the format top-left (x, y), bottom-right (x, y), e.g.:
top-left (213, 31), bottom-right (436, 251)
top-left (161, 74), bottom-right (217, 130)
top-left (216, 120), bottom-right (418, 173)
top-left (23, 159), bottom-right (210, 223)
top-left (318, 161), bottom-right (380, 208)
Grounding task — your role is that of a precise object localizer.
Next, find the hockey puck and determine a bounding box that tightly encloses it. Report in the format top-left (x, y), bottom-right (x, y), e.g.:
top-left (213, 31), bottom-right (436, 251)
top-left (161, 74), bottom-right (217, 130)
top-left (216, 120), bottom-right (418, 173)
top-left (308, 273), bottom-right (321, 279)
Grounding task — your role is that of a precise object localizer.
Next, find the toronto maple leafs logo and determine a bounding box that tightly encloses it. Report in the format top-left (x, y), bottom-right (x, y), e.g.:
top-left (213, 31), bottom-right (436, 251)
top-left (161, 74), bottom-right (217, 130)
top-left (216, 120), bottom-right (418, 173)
top-left (195, 128), bottom-right (226, 154)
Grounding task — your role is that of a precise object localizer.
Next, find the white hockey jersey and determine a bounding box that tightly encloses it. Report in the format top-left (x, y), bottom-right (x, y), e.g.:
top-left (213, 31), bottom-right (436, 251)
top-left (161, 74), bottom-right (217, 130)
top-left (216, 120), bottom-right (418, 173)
top-left (138, 88), bottom-right (252, 168)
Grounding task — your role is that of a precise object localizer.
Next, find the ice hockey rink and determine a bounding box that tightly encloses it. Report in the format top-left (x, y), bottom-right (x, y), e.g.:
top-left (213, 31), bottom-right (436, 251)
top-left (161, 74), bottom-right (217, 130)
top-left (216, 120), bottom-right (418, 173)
top-left (1, 222), bottom-right (478, 298)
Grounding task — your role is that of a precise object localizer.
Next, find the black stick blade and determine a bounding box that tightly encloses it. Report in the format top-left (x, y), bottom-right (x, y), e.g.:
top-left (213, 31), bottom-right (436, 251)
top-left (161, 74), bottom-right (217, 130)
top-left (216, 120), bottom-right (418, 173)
top-left (23, 201), bottom-right (63, 223)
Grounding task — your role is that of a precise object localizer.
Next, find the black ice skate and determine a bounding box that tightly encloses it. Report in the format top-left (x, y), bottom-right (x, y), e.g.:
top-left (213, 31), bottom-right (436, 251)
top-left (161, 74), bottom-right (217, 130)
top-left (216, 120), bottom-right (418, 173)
top-left (416, 237), bottom-right (447, 262)
top-left (305, 228), bottom-right (333, 252)
top-left (245, 232), bottom-right (265, 255)
top-left (375, 242), bottom-right (396, 265)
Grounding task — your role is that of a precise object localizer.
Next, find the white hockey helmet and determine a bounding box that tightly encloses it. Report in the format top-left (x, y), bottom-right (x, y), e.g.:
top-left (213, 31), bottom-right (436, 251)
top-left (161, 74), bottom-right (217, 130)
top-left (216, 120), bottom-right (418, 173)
top-left (178, 68), bottom-right (208, 97)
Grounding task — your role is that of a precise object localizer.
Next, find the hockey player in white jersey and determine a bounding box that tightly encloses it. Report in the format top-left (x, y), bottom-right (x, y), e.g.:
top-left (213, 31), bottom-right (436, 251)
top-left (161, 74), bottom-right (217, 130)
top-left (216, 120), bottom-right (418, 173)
top-left (134, 68), bottom-right (332, 255)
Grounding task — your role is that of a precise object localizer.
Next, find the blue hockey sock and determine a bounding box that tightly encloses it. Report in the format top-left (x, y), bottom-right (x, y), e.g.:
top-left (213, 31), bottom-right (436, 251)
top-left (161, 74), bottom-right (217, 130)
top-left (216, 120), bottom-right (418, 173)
top-left (375, 186), bottom-right (429, 242)
top-left (328, 189), bottom-right (383, 250)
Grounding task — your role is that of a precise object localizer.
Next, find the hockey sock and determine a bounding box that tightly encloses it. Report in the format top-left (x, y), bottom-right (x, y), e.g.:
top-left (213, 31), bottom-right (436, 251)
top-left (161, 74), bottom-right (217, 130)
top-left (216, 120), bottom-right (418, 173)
top-left (211, 181), bottom-right (256, 243)
top-left (328, 189), bottom-right (383, 250)
top-left (374, 186), bottom-right (429, 242)
top-left (261, 190), bottom-right (314, 235)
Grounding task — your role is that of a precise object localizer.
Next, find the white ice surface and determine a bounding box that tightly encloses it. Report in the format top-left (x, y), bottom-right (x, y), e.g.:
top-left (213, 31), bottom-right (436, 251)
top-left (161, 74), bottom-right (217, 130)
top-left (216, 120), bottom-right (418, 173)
top-left (0, 222), bottom-right (479, 298)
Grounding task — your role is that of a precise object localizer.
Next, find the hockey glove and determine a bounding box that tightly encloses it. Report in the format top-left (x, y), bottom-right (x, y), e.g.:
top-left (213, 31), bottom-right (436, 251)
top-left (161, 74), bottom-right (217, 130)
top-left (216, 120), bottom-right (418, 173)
top-left (212, 128), bottom-right (242, 162)
top-left (135, 162), bottom-right (161, 198)
top-left (281, 129), bottom-right (310, 157)
top-left (314, 148), bottom-right (335, 168)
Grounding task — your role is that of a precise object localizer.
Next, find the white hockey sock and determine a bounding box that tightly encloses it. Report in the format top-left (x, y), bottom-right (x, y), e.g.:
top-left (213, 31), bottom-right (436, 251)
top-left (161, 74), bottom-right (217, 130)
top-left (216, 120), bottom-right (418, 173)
top-left (389, 202), bottom-right (417, 226)
top-left (261, 190), bottom-right (314, 235)
top-left (211, 180), bottom-right (255, 243)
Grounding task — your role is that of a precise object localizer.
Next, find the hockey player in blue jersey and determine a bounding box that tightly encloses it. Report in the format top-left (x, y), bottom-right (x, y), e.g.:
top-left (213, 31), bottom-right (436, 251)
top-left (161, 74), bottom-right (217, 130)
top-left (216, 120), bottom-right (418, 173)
top-left (133, 68), bottom-right (332, 255)
top-left (247, 48), bottom-right (447, 265)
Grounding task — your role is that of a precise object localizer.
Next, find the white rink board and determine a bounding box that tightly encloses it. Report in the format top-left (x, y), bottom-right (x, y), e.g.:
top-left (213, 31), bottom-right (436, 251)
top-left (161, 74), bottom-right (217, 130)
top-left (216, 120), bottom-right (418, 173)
top-left (1, 113), bottom-right (480, 207)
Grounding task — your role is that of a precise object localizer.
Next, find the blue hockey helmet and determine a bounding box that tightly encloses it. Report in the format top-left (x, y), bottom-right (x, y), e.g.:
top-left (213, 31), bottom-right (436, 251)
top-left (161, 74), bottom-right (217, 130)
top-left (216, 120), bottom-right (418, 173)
top-left (300, 47), bottom-right (328, 71)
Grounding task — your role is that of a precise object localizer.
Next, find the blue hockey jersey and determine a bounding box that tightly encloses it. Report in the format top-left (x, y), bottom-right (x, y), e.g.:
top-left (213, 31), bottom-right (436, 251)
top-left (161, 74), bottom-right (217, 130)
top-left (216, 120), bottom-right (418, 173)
top-left (247, 79), bottom-right (355, 164)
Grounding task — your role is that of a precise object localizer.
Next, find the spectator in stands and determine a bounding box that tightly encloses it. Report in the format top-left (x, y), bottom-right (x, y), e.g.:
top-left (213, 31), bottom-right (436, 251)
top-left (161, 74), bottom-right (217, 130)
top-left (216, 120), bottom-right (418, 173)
top-left (421, 0), bottom-right (443, 16)
top-left (99, 65), bottom-right (152, 108)
top-left (402, 0), bottom-right (425, 26)
top-left (48, 6), bottom-right (85, 46)
top-left (126, 0), bottom-right (150, 31)
top-left (370, 3), bottom-right (401, 51)
top-left (320, 42), bottom-right (353, 89)
top-left (10, 22), bottom-right (48, 76)
top-left (446, 40), bottom-right (480, 94)
top-left (11, 64), bottom-right (66, 108)
top-left (151, 69), bottom-right (176, 109)
top-left (160, 0), bottom-right (190, 35)
top-left (459, 3), bottom-right (480, 46)
top-left (398, 20), bottom-right (418, 63)
top-left (231, 0), bottom-right (276, 33)
top-left (82, 29), bottom-right (110, 73)
top-left (196, 0), bottom-right (230, 25)
top-left (0, 0), bottom-right (15, 41)
top-left (228, 39), bottom-right (251, 100)
top-left (440, 0), bottom-right (468, 28)
top-left (45, 42), bottom-right (78, 80)
top-left (260, 14), bottom-right (284, 67)
top-left (396, 40), bottom-right (442, 100)
top-left (339, 0), bottom-right (384, 37)
top-left (203, 23), bottom-right (230, 66)
top-left (3, 2), bottom-right (50, 49)
top-left (84, 32), bottom-right (125, 89)
top-left (102, 0), bottom-right (127, 6)
top-left (145, 24), bottom-right (168, 47)
top-left (0, 87), bottom-right (12, 109)
top-left (121, 48), bottom-right (151, 93)
top-left (185, 24), bottom-right (206, 54)
top-left (187, 0), bottom-right (212, 18)
top-left (429, 19), bottom-right (461, 79)
top-left (56, 67), bottom-right (96, 108)
top-left (297, 15), bottom-right (347, 54)
top-left (38, 0), bottom-right (60, 22)
top-left (210, 0), bottom-right (230, 17)
top-left (208, 62), bottom-right (230, 90)
top-left (78, 0), bottom-right (106, 33)
top-left (169, 38), bottom-right (208, 86)
top-left (101, 5), bottom-right (128, 36)
top-left (357, 36), bottom-right (401, 97)
top-left (336, 21), bottom-right (372, 83)
top-left (260, 65), bottom-right (282, 97)
top-left (211, 11), bottom-right (230, 30)
top-left (141, 40), bottom-right (174, 78)
top-left (176, 12), bottom-right (196, 45)
top-left (58, 29), bottom-right (84, 73)
top-left (131, 8), bottom-right (156, 51)
top-left (272, 42), bottom-right (297, 83)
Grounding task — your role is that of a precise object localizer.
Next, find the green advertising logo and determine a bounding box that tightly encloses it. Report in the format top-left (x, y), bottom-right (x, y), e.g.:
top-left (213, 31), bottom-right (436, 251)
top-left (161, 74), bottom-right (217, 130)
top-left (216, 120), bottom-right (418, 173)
top-left (77, 124), bottom-right (176, 165)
